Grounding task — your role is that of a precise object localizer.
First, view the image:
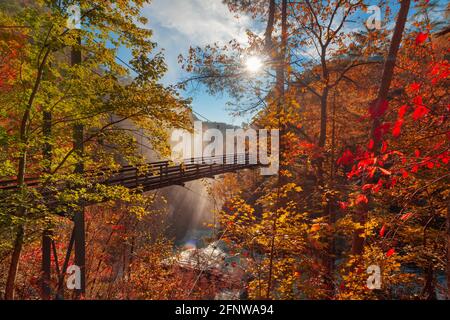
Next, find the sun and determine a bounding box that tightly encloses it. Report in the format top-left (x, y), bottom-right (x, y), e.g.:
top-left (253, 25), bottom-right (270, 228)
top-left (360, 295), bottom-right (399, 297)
top-left (245, 56), bottom-right (263, 73)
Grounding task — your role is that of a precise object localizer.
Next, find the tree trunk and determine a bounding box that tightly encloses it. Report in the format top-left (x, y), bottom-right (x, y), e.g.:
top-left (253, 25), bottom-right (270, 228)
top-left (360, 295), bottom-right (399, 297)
top-left (318, 87), bottom-right (329, 148)
top-left (352, 0), bottom-right (411, 255)
top-left (422, 264), bottom-right (437, 300)
top-left (264, 0), bottom-right (276, 51)
top-left (4, 226), bottom-right (24, 299)
top-left (72, 37), bottom-right (86, 299)
top-left (447, 200), bottom-right (450, 299)
top-left (370, 0), bottom-right (411, 147)
top-left (324, 93), bottom-right (337, 297)
top-left (266, 0), bottom-right (287, 299)
top-left (4, 45), bottom-right (51, 299)
top-left (41, 109), bottom-right (52, 300)
top-left (5, 148), bottom-right (27, 300)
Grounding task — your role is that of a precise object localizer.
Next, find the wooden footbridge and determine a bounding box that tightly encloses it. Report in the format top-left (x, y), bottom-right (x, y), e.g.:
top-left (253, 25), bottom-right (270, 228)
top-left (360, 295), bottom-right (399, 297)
top-left (0, 153), bottom-right (261, 299)
top-left (0, 153), bottom-right (258, 194)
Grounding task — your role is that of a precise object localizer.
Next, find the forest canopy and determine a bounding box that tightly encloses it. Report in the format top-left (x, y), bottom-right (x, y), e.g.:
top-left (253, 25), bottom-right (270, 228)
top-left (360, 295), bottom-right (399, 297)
top-left (0, 0), bottom-right (448, 301)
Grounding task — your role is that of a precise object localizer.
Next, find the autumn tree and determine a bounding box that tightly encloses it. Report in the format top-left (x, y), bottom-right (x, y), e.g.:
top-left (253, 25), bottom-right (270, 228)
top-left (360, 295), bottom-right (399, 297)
top-left (184, 0), bottom-right (448, 300)
top-left (0, 0), bottom-right (190, 299)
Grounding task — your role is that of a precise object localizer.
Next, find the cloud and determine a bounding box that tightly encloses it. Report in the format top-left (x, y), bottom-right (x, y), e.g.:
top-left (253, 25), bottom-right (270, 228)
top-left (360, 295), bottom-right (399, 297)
top-left (142, 0), bottom-right (251, 84)
top-left (146, 0), bottom-right (250, 44)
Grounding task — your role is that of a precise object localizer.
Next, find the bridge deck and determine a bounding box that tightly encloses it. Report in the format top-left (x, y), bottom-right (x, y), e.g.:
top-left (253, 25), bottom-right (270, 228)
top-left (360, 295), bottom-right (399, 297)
top-left (0, 154), bottom-right (260, 209)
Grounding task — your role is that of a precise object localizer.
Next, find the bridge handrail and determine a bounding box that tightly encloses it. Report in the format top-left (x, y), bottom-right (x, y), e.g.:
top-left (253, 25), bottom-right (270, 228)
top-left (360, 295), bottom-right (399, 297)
top-left (0, 153), bottom-right (256, 190)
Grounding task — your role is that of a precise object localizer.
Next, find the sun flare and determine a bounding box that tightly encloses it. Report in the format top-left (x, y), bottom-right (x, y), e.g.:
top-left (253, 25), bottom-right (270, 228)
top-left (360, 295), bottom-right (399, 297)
top-left (245, 56), bottom-right (263, 73)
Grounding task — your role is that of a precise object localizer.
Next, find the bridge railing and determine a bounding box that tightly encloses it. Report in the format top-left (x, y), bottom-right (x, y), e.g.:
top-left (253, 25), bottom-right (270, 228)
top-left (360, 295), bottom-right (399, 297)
top-left (0, 153), bottom-right (258, 191)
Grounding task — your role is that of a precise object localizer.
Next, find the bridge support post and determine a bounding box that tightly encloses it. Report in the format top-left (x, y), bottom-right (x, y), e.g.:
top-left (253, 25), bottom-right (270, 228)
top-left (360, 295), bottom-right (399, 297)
top-left (74, 208), bottom-right (86, 298)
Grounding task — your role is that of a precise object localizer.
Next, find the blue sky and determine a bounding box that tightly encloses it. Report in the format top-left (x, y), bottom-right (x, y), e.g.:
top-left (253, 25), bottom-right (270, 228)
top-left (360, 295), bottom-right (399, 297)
top-left (140, 0), bottom-right (254, 126)
top-left (116, 0), bottom-right (447, 125)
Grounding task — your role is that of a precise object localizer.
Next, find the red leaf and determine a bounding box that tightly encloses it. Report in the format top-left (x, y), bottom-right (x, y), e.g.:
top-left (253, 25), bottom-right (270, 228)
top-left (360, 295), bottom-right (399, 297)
top-left (368, 139), bottom-right (374, 150)
top-left (398, 105), bottom-right (408, 118)
top-left (413, 95), bottom-right (424, 107)
top-left (413, 105), bottom-right (429, 120)
top-left (368, 167), bottom-right (377, 179)
top-left (390, 177), bottom-right (398, 188)
top-left (433, 141), bottom-right (445, 150)
top-left (412, 96), bottom-right (429, 120)
top-left (355, 194), bottom-right (368, 205)
top-left (379, 167), bottom-right (392, 176)
top-left (379, 224), bottom-right (386, 237)
top-left (400, 169), bottom-right (409, 178)
top-left (433, 64), bottom-right (449, 83)
top-left (408, 82), bottom-right (421, 92)
top-left (372, 179), bottom-right (383, 193)
top-left (374, 123), bottom-right (391, 140)
top-left (362, 184), bottom-right (373, 192)
top-left (381, 141), bottom-right (388, 153)
top-left (392, 120), bottom-right (403, 137)
top-left (338, 201), bottom-right (349, 210)
top-left (369, 100), bottom-right (389, 119)
top-left (415, 32), bottom-right (428, 45)
top-left (426, 161), bottom-right (434, 169)
top-left (386, 248), bottom-right (395, 257)
top-left (111, 225), bottom-right (125, 231)
top-left (414, 149), bottom-right (421, 157)
top-left (400, 212), bottom-right (413, 221)
top-left (337, 149), bottom-right (354, 166)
